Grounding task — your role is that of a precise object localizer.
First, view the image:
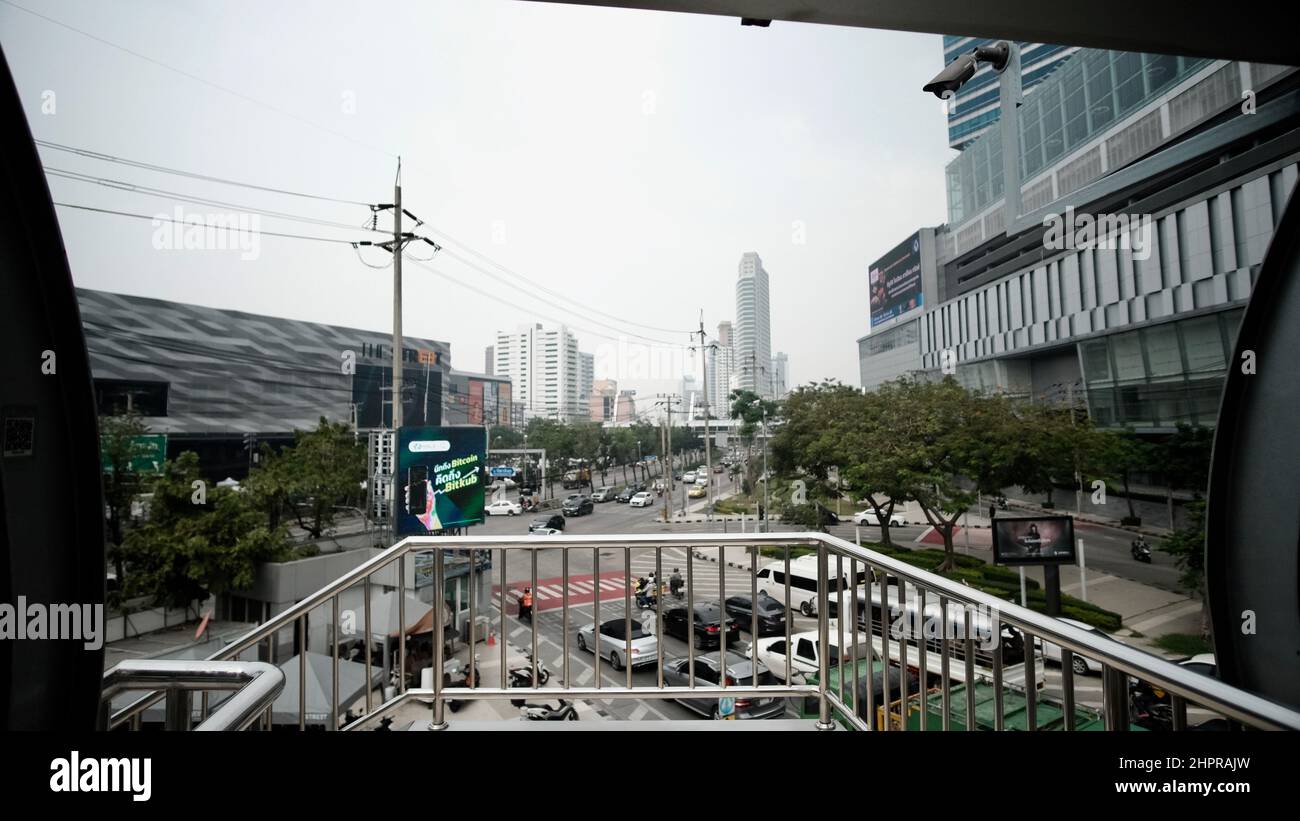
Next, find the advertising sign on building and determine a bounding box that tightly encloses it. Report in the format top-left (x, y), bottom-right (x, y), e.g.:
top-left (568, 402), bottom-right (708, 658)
top-left (396, 426), bottom-right (487, 535)
top-left (869, 232), bottom-right (924, 328)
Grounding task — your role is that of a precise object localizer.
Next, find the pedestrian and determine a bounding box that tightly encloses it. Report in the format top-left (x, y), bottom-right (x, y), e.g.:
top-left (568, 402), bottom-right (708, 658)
top-left (989, 503), bottom-right (996, 521)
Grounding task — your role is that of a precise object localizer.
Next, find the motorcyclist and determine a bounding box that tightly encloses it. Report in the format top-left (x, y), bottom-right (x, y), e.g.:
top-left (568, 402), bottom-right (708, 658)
top-left (519, 587), bottom-right (533, 622)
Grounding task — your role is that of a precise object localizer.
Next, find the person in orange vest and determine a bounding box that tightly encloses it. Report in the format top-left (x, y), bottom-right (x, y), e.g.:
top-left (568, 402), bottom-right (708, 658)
top-left (519, 588), bottom-right (534, 622)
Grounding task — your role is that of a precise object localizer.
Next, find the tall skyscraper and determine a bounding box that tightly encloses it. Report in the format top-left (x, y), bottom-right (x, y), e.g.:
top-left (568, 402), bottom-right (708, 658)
top-left (708, 320), bottom-right (735, 417)
top-left (942, 37), bottom-right (1077, 150)
top-left (771, 352), bottom-right (789, 398)
top-left (735, 253), bottom-right (773, 398)
top-left (493, 323), bottom-right (587, 421)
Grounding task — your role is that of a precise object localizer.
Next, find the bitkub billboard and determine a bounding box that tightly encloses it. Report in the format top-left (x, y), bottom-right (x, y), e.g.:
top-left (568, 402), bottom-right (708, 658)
top-left (396, 425), bottom-right (487, 535)
top-left (869, 232), bottom-right (923, 328)
top-left (992, 516), bottom-right (1077, 566)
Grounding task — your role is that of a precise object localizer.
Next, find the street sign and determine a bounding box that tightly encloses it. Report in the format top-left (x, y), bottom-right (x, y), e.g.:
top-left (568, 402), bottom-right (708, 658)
top-left (718, 696), bottom-right (736, 720)
top-left (490, 466), bottom-right (516, 478)
top-left (100, 434), bottom-right (167, 475)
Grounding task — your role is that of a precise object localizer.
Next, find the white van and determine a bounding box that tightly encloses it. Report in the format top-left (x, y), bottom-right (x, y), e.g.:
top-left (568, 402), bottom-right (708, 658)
top-left (755, 554), bottom-right (869, 617)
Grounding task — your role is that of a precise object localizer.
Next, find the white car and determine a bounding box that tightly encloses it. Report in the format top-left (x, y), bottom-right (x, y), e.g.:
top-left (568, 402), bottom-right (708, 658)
top-left (754, 629), bottom-right (875, 682)
top-left (629, 491), bottom-right (654, 508)
top-left (1034, 617), bottom-right (1122, 675)
top-left (485, 499), bottom-right (522, 516)
top-left (683, 472), bottom-right (696, 485)
top-left (852, 509), bottom-right (905, 526)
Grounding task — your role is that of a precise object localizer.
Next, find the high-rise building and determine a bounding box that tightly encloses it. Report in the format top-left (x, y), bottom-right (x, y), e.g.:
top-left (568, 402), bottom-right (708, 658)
top-left (579, 352), bottom-right (595, 405)
top-left (942, 37), bottom-right (1078, 150)
top-left (680, 374), bottom-right (703, 418)
top-left (484, 345), bottom-right (494, 376)
top-left (771, 352), bottom-right (789, 398)
top-left (735, 253), bottom-right (773, 398)
top-left (589, 379), bottom-right (617, 422)
top-left (707, 321), bottom-right (735, 418)
top-left (493, 323), bottom-right (586, 422)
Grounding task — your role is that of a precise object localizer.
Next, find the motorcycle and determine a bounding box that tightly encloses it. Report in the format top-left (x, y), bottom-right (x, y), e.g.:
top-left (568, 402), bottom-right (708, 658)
top-left (1129, 680), bottom-right (1173, 730)
top-left (995, 494), bottom-right (1009, 511)
top-left (508, 650), bottom-right (551, 690)
top-left (442, 655), bottom-right (481, 714)
top-left (519, 699), bottom-right (578, 721)
top-left (1131, 538), bottom-right (1152, 563)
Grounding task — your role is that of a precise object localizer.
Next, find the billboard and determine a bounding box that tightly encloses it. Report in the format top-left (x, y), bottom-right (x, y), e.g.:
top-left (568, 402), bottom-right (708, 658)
top-left (396, 425), bottom-right (487, 535)
top-left (992, 516), bottom-right (1077, 566)
top-left (869, 231), bottom-right (923, 328)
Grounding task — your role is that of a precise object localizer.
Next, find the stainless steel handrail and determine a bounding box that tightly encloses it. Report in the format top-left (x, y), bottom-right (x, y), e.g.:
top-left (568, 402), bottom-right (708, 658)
top-left (102, 660), bottom-right (285, 731)
top-left (107, 531), bottom-right (1300, 731)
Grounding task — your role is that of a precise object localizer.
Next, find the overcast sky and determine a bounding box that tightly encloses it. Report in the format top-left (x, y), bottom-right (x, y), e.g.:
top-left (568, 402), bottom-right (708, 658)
top-left (2, 0), bottom-right (955, 397)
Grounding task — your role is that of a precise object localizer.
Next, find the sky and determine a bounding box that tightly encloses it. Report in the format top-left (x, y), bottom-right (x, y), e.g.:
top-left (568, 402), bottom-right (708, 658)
top-left (1, 0), bottom-right (956, 399)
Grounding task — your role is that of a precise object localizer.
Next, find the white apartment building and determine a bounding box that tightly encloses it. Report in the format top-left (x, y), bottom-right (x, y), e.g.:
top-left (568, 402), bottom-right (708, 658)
top-left (494, 323), bottom-right (586, 422)
top-left (707, 320), bottom-right (735, 418)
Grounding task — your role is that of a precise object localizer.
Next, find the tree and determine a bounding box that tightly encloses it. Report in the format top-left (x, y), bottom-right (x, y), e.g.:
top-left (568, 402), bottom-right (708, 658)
top-left (732, 388), bottom-right (780, 496)
top-left (281, 418), bottom-right (366, 539)
top-left (1159, 499), bottom-right (1210, 639)
top-left (99, 412), bottom-right (152, 591)
top-left (835, 386), bottom-right (915, 548)
top-left (1153, 423), bottom-right (1213, 528)
top-left (120, 452), bottom-right (289, 608)
top-left (1099, 428), bottom-right (1152, 523)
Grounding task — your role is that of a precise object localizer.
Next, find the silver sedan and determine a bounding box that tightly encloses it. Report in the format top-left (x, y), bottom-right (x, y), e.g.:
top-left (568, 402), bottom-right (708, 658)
top-left (576, 618), bottom-right (659, 671)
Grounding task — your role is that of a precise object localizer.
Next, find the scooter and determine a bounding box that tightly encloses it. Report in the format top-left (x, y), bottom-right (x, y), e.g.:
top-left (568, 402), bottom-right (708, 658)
top-left (519, 699), bottom-right (578, 721)
top-left (507, 649), bottom-right (551, 689)
top-left (443, 654), bottom-right (481, 713)
top-left (1131, 538), bottom-right (1152, 563)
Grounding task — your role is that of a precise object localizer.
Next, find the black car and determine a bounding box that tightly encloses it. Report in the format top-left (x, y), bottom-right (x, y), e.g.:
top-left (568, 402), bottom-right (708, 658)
top-left (662, 601), bottom-right (741, 649)
top-left (562, 496), bottom-right (594, 517)
top-left (528, 514), bottom-right (566, 533)
top-left (724, 592), bottom-right (787, 636)
top-left (614, 486), bottom-right (641, 503)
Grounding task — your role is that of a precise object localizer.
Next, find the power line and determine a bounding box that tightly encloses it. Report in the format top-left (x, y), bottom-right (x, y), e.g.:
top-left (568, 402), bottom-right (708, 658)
top-left (4, 0), bottom-right (397, 160)
top-left (44, 166), bottom-right (385, 234)
top-left (424, 224), bottom-right (694, 336)
top-left (436, 245), bottom-right (689, 347)
top-left (54, 202), bottom-right (363, 244)
top-left (35, 139), bottom-right (373, 206)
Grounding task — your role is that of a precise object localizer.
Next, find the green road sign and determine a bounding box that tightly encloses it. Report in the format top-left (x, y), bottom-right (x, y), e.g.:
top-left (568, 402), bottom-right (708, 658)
top-left (100, 434), bottom-right (167, 475)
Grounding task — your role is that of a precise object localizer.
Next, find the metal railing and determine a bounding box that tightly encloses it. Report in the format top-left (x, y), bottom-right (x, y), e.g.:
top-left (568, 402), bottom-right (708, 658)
top-left (104, 531), bottom-right (1300, 731)
top-left (101, 660), bottom-right (284, 731)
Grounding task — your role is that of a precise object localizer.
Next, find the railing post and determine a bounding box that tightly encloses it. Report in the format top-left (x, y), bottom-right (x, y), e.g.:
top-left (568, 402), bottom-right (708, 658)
top-left (816, 542), bottom-right (833, 730)
top-left (430, 548), bottom-right (448, 730)
top-left (1103, 665), bottom-right (1131, 730)
top-left (165, 688), bottom-right (192, 732)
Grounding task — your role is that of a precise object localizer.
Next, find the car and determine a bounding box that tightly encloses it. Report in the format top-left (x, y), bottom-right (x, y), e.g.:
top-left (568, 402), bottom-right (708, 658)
top-left (852, 509), bottom-right (905, 527)
top-left (683, 472), bottom-right (696, 485)
top-left (591, 486), bottom-right (617, 502)
top-left (688, 485), bottom-right (706, 499)
top-left (562, 496), bottom-right (594, 516)
top-left (576, 618), bottom-right (659, 671)
top-left (529, 514), bottom-right (566, 533)
top-left (615, 484), bottom-right (645, 502)
top-left (754, 629), bottom-right (875, 682)
top-left (723, 592), bottom-right (788, 636)
top-left (662, 601), bottom-right (740, 649)
top-left (712, 464), bottom-right (724, 473)
top-left (755, 554), bottom-right (869, 617)
top-left (662, 652), bottom-right (786, 719)
top-left (485, 499), bottom-right (522, 516)
top-left (629, 491), bottom-right (654, 508)
top-left (1034, 617), bottom-right (1122, 675)
top-left (694, 475), bottom-right (709, 486)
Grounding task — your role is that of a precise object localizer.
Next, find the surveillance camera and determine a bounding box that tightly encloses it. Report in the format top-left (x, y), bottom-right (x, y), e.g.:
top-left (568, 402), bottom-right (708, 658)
top-left (922, 51), bottom-right (978, 99)
top-left (922, 41), bottom-right (1012, 99)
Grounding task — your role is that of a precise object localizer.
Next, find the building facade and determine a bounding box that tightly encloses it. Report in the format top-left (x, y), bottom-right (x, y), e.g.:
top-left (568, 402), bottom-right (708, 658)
top-left (579, 351), bottom-right (595, 406)
top-left (735, 253), bottom-right (773, 398)
top-left (444, 370), bottom-right (513, 427)
top-left (493, 323), bottom-right (586, 422)
top-left (859, 48), bottom-right (1299, 434)
top-left (771, 352), bottom-right (789, 398)
top-left (589, 378), bottom-right (617, 422)
top-left (707, 320), bottom-right (735, 418)
top-left (943, 36), bottom-right (1078, 150)
top-left (79, 288), bottom-right (451, 479)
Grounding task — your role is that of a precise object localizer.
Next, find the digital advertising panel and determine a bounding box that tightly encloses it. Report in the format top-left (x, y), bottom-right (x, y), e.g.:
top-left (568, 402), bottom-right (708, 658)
top-left (396, 425), bottom-right (487, 535)
top-left (992, 515), bottom-right (1078, 566)
top-left (869, 231), bottom-right (923, 328)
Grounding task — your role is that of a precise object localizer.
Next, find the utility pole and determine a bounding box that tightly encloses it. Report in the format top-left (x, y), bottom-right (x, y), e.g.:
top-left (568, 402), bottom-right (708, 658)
top-left (656, 394), bottom-right (681, 520)
top-left (693, 313), bottom-right (718, 507)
